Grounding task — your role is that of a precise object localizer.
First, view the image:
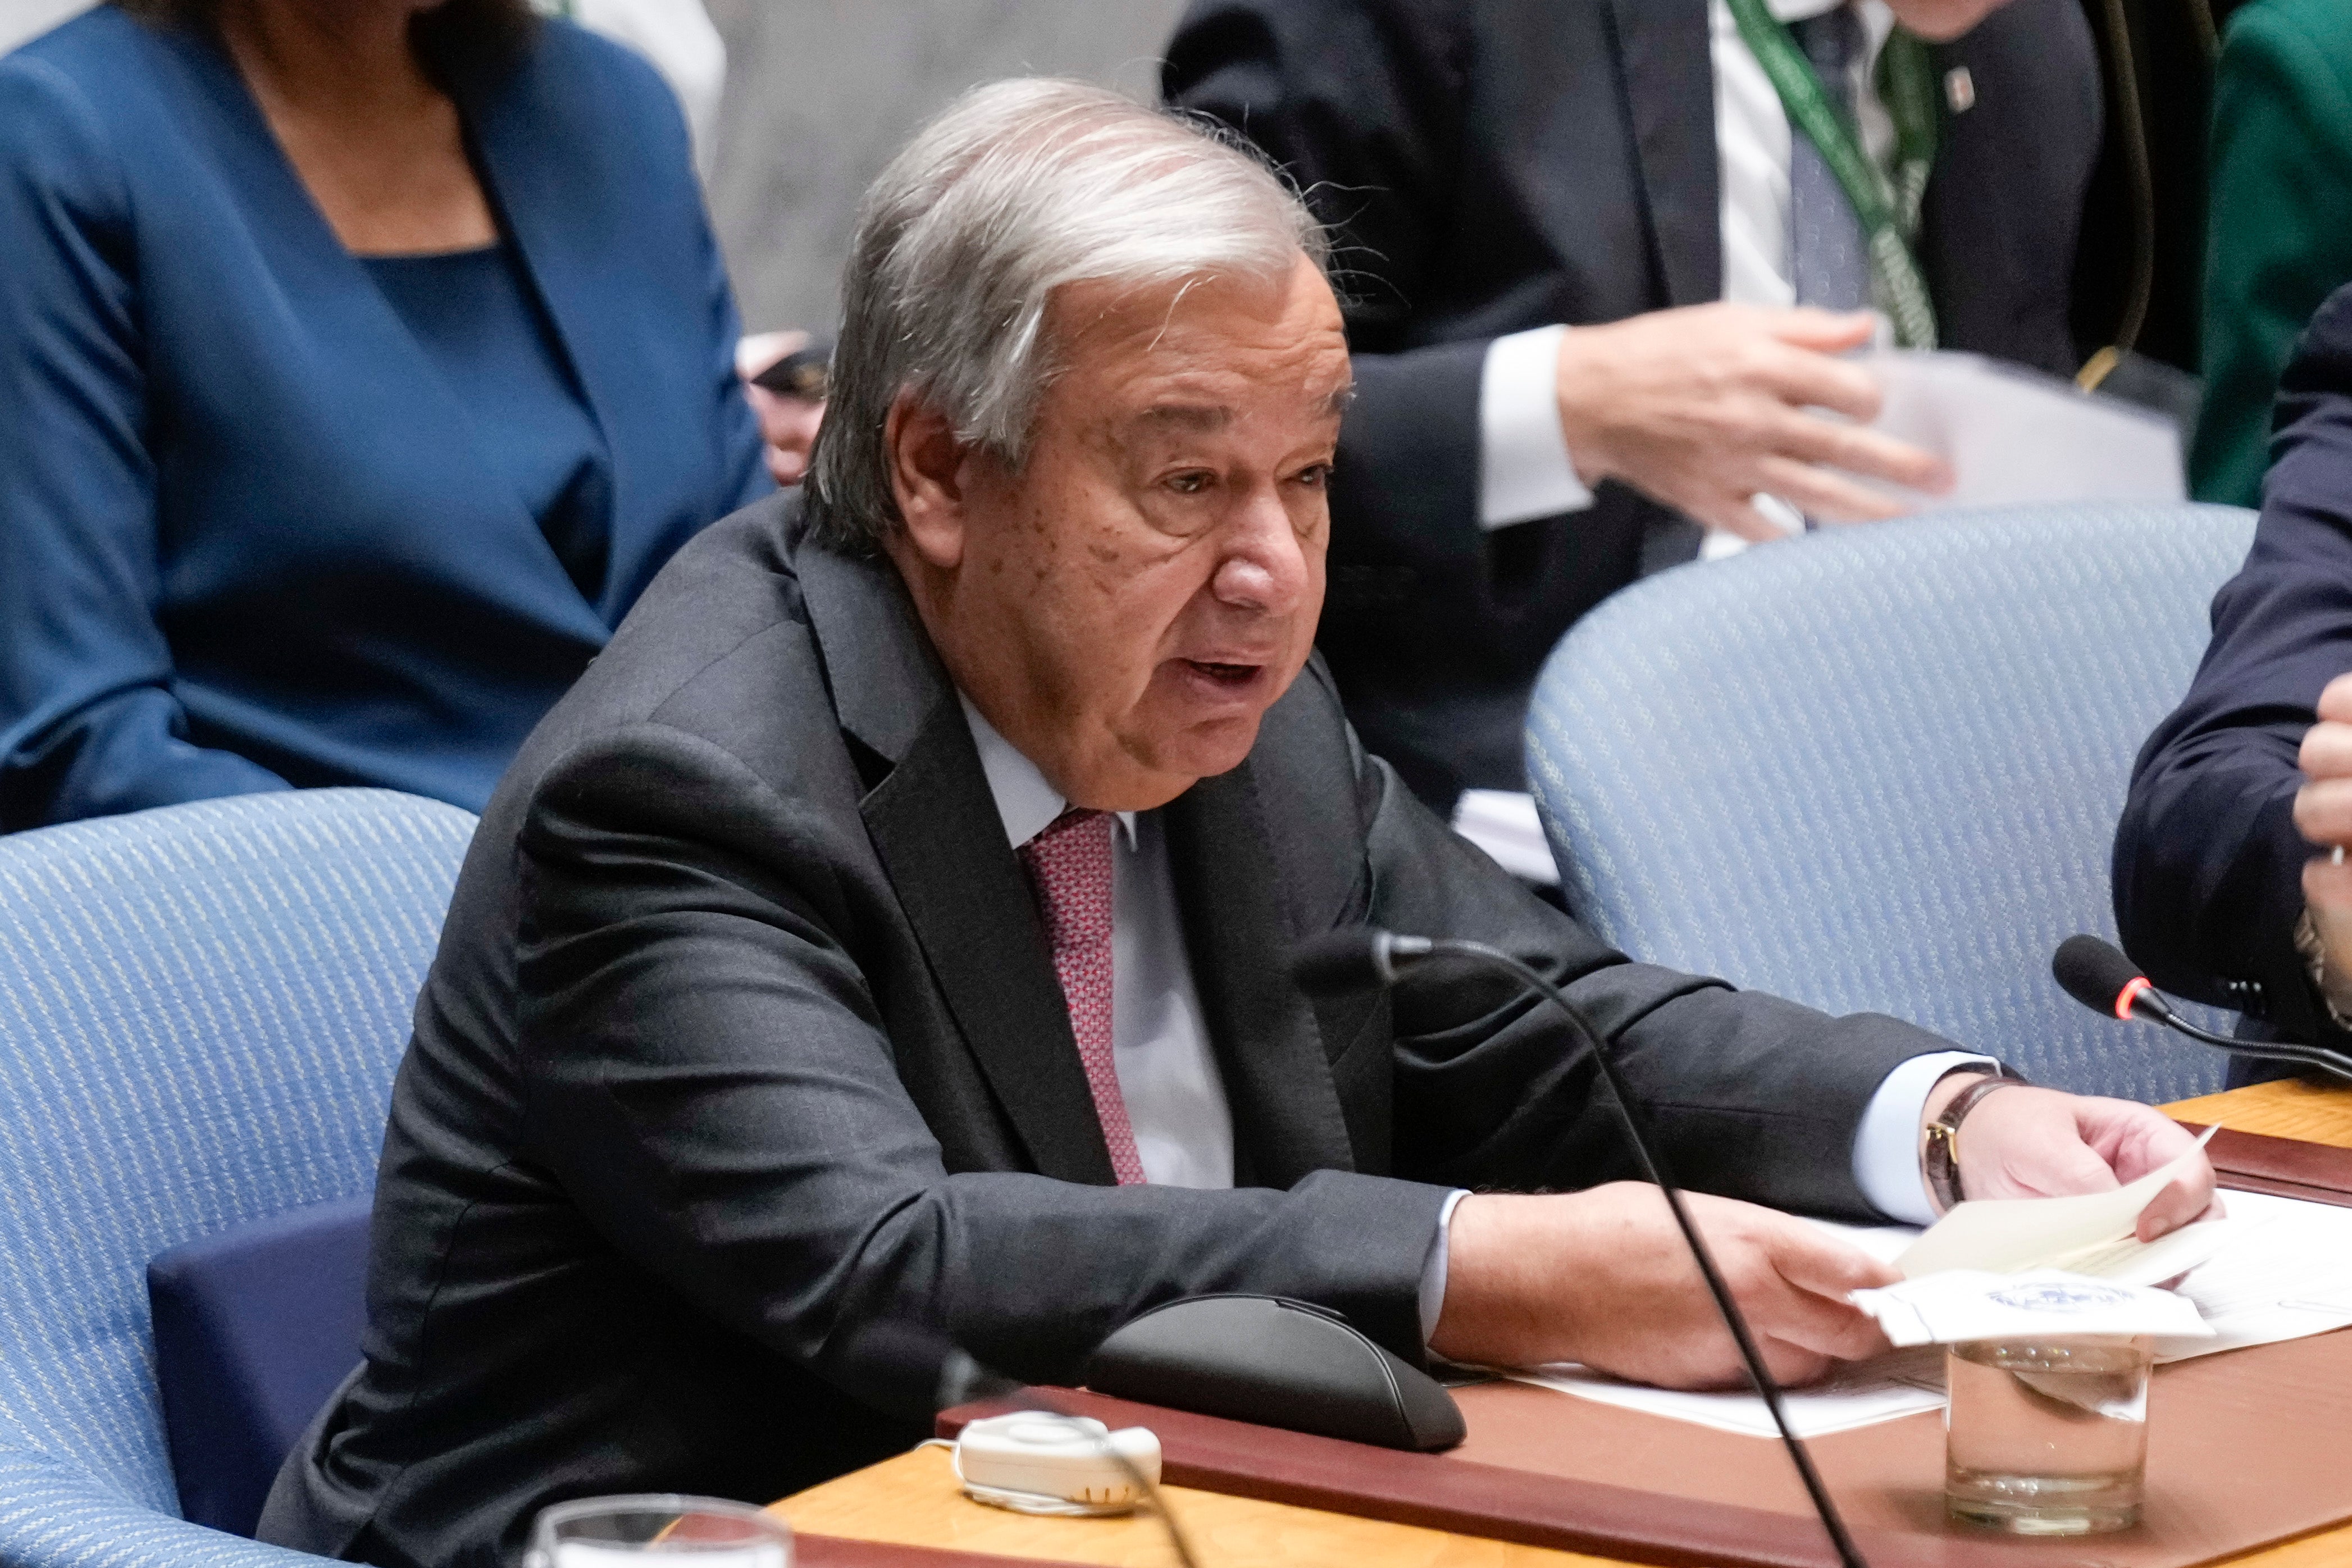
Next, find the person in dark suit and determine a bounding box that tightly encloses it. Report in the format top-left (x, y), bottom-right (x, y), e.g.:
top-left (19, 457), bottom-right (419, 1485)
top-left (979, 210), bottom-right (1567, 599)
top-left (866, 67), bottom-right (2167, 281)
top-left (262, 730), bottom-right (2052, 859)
top-left (0, 0), bottom-right (769, 829)
top-left (263, 80), bottom-right (2213, 1568)
top-left (2118, 281), bottom-right (2352, 1076)
top-left (1165, 0), bottom-right (2103, 809)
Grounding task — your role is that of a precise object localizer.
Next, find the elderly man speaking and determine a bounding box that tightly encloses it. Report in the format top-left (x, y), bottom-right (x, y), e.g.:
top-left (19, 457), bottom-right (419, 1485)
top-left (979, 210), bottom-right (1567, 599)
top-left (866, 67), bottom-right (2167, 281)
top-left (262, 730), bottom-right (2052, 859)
top-left (263, 81), bottom-right (2214, 1568)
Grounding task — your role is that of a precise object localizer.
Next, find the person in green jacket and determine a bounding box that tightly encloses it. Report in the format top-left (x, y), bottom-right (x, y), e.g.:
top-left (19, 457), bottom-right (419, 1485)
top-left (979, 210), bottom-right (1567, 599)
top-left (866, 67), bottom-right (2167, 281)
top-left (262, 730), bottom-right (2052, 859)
top-left (2193, 0), bottom-right (2352, 508)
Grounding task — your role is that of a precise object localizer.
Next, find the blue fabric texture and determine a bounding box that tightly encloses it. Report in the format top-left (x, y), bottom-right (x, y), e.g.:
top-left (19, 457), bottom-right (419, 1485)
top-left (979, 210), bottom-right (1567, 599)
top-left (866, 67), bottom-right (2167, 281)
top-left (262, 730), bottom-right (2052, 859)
top-left (362, 246), bottom-right (614, 600)
top-left (1526, 503), bottom-right (2258, 1102)
top-left (0, 8), bottom-right (769, 829)
top-left (149, 1194), bottom-right (373, 1539)
top-left (0, 789), bottom-right (473, 1566)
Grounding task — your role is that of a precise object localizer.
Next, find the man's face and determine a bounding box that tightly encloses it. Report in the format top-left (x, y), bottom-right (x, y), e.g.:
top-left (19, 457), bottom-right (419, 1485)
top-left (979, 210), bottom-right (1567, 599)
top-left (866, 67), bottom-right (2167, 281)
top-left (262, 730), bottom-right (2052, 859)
top-left (1882, 0), bottom-right (2013, 40)
top-left (885, 254), bottom-right (1350, 813)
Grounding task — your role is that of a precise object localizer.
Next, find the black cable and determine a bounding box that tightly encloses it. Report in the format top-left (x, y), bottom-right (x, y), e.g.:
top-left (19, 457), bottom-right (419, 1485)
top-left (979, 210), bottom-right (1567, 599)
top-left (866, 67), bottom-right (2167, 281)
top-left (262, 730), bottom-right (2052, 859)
top-left (1417, 940), bottom-right (1870, 1568)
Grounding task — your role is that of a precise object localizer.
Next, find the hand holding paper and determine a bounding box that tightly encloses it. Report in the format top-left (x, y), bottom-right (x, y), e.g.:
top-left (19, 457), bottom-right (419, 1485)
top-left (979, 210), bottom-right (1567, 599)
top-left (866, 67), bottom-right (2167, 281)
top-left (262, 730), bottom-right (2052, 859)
top-left (1898, 1125), bottom-right (2224, 1282)
top-left (1938, 1083), bottom-right (2221, 1246)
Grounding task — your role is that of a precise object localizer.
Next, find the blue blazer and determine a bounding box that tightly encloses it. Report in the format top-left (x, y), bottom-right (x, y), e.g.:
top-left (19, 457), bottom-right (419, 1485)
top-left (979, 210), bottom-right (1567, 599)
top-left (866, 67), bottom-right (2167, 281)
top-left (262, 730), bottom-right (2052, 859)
top-left (2114, 281), bottom-right (2352, 1054)
top-left (0, 7), bottom-right (769, 827)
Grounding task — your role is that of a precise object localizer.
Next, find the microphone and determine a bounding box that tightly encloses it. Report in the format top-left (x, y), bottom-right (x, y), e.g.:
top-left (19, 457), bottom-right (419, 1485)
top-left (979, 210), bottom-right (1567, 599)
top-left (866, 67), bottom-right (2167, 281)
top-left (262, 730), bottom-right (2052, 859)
top-left (1292, 928), bottom-right (1869, 1568)
top-left (2051, 935), bottom-right (2352, 1083)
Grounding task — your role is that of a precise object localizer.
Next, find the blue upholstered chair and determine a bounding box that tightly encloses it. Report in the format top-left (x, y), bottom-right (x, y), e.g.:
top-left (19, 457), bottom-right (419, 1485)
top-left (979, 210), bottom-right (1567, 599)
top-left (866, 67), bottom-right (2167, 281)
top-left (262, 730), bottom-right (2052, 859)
top-left (0, 789), bottom-right (475, 1567)
top-left (1526, 502), bottom-right (2257, 1103)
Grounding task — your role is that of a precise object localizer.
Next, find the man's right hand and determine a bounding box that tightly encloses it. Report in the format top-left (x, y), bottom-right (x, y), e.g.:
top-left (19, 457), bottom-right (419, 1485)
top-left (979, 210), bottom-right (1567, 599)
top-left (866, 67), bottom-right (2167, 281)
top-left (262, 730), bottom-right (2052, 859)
top-left (1427, 1184), bottom-right (1897, 1388)
top-left (1553, 303), bottom-right (1954, 541)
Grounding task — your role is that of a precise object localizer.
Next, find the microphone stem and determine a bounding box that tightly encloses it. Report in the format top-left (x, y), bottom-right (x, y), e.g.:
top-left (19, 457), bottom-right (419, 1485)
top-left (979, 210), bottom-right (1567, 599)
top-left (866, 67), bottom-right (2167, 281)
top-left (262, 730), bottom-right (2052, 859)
top-left (1433, 941), bottom-right (1870, 1568)
top-left (2136, 1004), bottom-right (2352, 1082)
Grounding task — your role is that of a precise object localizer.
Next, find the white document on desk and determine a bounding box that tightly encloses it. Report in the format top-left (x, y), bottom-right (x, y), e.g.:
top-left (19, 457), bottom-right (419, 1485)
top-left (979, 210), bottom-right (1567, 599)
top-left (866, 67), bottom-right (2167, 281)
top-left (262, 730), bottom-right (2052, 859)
top-left (1860, 349), bottom-right (2185, 511)
top-left (1501, 1193), bottom-right (2352, 1439)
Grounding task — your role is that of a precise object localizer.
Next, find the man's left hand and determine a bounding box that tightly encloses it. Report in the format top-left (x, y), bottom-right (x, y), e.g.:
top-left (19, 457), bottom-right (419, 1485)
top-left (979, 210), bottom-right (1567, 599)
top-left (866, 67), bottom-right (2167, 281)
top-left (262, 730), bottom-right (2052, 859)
top-left (1941, 1080), bottom-right (2220, 1240)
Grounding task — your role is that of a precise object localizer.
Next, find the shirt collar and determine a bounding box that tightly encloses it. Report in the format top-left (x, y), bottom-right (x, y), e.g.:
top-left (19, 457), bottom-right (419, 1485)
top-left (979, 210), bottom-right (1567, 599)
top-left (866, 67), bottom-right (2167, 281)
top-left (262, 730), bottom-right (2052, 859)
top-left (959, 695), bottom-right (1139, 850)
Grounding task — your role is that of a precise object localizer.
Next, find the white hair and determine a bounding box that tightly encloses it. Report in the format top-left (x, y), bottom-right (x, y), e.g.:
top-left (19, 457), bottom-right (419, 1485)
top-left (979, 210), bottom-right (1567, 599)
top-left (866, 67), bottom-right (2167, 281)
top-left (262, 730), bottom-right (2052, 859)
top-left (804, 78), bottom-right (1330, 550)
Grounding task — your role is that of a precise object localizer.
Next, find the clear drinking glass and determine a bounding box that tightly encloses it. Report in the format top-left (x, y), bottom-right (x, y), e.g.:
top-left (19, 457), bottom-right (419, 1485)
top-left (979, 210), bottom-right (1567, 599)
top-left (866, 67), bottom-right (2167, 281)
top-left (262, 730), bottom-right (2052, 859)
top-left (526, 1496), bottom-right (792, 1568)
top-left (1944, 1336), bottom-right (2153, 1535)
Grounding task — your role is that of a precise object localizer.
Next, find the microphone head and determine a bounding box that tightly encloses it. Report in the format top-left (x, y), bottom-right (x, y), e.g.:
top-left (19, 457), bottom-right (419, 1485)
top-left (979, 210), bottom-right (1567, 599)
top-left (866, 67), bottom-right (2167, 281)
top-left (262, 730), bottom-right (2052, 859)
top-left (1290, 928), bottom-right (1396, 995)
top-left (2053, 935), bottom-right (2148, 1019)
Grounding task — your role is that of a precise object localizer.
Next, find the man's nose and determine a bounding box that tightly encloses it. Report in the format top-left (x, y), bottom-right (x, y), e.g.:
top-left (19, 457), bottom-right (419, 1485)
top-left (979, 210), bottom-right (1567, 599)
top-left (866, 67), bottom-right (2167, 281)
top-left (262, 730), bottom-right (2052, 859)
top-left (1210, 487), bottom-right (1311, 613)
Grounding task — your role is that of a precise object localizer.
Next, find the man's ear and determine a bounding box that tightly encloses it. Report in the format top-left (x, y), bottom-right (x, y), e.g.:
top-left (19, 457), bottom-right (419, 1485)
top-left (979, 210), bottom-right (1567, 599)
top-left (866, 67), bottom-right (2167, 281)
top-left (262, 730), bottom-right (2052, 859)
top-left (886, 390), bottom-right (970, 570)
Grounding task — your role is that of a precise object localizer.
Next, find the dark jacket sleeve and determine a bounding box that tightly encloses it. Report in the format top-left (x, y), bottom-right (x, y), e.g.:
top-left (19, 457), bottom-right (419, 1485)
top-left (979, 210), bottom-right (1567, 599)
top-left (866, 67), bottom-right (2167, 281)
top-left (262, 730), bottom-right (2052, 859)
top-left (2116, 282), bottom-right (2352, 1044)
top-left (1340, 723), bottom-right (1954, 1219)
top-left (0, 53), bottom-right (289, 828)
top-left (1165, 0), bottom-right (1496, 580)
top-left (513, 723), bottom-right (1452, 1374)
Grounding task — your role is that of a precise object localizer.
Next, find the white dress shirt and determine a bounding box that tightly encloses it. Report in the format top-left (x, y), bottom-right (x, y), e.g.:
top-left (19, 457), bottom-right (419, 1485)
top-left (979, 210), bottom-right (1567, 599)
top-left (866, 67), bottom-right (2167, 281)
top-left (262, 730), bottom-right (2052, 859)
top-left (1476, 0), bottom-right (1898, 531)
top-left (960, 697), bottom-right (1986, 1343)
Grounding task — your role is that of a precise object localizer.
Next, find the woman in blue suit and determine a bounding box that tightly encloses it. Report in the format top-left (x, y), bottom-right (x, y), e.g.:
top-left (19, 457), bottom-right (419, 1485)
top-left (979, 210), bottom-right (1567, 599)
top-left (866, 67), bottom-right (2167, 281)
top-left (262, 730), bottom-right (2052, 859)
top-left (0, 0), bottom-right (771, 827)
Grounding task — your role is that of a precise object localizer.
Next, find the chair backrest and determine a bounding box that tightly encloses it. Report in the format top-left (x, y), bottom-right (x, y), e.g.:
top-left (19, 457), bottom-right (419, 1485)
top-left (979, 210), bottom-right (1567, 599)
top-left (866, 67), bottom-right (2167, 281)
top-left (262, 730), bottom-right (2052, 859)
top-left (1526, 503), bottom-right (2257, 1102)
top-left (0, 790), bottom-right (473, 1519)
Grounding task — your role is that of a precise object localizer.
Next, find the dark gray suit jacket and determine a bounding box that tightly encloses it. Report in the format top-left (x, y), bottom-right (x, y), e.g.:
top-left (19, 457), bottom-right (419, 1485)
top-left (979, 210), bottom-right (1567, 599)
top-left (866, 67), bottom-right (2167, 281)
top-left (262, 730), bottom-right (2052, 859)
top-left (1165, 0), bottom-right (2103, 808)
top-left (261, 494), bottom-right (1950, 1568)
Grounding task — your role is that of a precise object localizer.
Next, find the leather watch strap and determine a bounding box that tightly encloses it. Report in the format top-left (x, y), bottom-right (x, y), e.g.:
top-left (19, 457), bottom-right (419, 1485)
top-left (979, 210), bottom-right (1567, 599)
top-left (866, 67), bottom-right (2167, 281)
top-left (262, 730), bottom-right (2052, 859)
top-left (1920, 1066), bottom-right (2029, 1214)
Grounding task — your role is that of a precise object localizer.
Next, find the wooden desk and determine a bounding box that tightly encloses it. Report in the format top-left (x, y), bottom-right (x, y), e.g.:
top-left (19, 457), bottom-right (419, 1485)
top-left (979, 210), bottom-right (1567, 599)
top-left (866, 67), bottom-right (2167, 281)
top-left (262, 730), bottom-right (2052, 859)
top-left (776, 1079), bottom-right (2352, 1568)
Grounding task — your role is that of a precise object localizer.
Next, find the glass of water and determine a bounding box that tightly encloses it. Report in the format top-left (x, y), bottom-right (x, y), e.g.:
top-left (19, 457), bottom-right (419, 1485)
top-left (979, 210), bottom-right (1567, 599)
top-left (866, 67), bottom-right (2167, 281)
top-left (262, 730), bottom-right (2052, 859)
top-left (527, 1496), bottom-right (792, 1568)
top-left (1945, 1336), bottom-right (2153, 1535)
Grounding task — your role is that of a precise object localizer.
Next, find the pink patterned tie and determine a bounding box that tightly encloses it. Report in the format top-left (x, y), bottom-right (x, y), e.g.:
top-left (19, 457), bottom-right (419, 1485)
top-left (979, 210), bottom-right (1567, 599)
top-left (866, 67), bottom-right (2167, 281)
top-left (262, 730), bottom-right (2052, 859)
top-left (1017, 808), bottom-right (1147, 1184)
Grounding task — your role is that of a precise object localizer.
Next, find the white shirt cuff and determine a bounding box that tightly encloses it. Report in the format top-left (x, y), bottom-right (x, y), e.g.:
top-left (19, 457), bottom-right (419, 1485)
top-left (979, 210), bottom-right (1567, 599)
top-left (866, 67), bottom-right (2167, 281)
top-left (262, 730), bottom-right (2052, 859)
top-left (1852, 1051), bottom-right (2001, 1226)
top-left (1478, 325), bottom-right (1593, 528)
top-left (1418, 1188), bottom-right (1473, 1342)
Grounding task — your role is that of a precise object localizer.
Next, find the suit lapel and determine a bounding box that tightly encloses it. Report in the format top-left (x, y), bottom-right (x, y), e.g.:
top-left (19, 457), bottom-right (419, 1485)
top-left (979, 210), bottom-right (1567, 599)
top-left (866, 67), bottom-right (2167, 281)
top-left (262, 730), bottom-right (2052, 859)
top-left (796, 542), bottom-right (1116, 1186)
top-left (1163, 760), bottom-right (1356, 1189)
top-left (1605, 0), bottom-right (1725, 307)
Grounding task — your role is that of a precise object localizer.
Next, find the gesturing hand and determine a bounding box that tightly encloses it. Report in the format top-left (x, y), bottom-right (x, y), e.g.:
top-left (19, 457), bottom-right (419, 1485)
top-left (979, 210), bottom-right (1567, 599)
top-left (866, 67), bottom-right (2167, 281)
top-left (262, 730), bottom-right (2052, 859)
top-left (1946, 1082), bottom-right (2219, 1240)
top-left (1552, 303), bottom-right (1953, 540)
top-left (1428, 1184), bottom-right (1897, 1389)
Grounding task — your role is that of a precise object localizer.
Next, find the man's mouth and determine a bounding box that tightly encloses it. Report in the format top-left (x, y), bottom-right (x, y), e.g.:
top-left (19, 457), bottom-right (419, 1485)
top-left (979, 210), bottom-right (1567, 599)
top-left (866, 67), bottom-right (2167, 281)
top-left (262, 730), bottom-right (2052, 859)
top-left (1183, 659), bottom-right (1262, 688)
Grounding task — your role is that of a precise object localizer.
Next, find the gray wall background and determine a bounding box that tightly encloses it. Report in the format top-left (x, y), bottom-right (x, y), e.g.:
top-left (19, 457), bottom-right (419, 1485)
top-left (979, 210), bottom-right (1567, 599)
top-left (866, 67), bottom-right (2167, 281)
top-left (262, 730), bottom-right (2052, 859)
top-left (704, 1), bottom-right (1191, 334)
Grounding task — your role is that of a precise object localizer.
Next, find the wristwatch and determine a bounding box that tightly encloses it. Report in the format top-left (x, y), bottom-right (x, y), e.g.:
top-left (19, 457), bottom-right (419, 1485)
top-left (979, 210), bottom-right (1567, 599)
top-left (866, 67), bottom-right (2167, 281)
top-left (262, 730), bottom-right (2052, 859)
top-left (1920, 1065), bottom-right (2030, 1215)
top-left (2293, 906), bottom-right (2352, 1032)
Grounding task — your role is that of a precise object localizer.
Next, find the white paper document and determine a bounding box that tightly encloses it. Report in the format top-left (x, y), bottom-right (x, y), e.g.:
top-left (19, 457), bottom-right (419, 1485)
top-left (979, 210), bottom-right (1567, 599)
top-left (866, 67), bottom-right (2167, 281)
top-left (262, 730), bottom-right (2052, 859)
top-left (1853, 1270), bottom-right (2214, 1348)
top-left (2154, 1188), bottom-right (2352, 1360)
top-left (1502, 1184), bottom-right (2352, 1440)
top-left (1450, 789), bottom-right (1561, 886)
top-left (1859, 349), bottom-right (2185, 511)
top-left (1507, 1345), bottom-right (1949, 1439)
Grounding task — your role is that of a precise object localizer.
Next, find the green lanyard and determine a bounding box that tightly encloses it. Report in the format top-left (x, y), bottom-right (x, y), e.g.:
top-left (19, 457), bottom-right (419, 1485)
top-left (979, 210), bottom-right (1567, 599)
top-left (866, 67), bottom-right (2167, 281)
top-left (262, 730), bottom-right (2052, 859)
top-left (1722, 0), bottom-right (1941, 349)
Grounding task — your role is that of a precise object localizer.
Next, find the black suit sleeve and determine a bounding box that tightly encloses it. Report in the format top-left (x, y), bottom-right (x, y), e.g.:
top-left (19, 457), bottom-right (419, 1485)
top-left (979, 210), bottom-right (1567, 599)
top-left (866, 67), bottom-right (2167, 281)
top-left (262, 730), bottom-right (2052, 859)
top-left (2114, 284), bottom-right (2352, 1045)
top-left (1166, 0), bottom-right (1497, 581)
top-left (514, 723), bottom-right (1452, 1375)
top-left (1320, 687), bottom-right (1953, 1219)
